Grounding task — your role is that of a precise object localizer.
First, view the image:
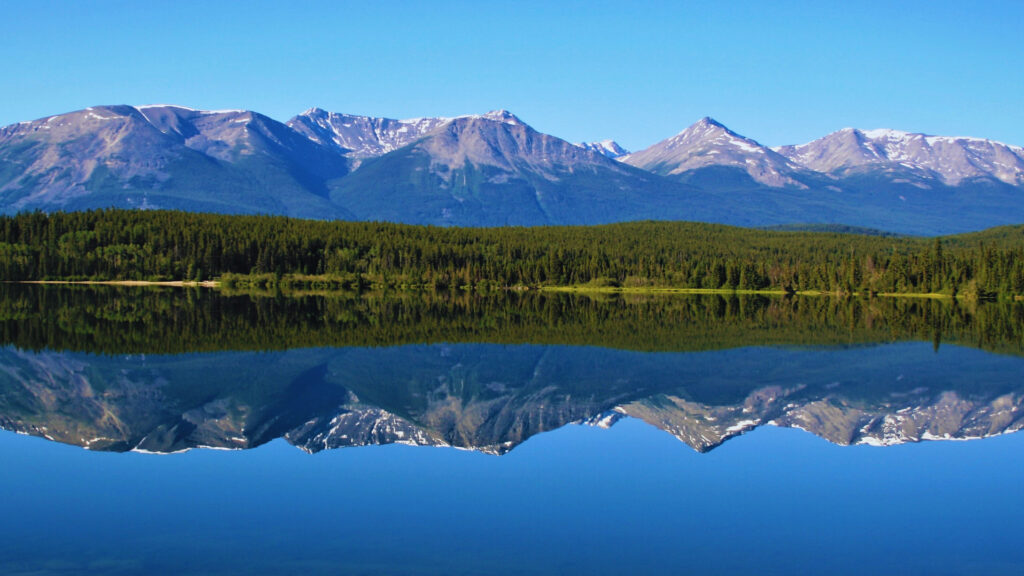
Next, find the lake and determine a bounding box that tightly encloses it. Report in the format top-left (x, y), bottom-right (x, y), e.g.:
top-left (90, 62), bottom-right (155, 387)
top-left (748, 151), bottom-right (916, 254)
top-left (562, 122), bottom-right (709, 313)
top-left (1, 285), bottom-right (1022, 575)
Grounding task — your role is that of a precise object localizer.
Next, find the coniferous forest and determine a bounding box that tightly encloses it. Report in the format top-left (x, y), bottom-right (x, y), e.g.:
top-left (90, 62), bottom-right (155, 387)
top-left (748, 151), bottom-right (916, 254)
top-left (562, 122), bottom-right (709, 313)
top-left (1, 209), bottom-right (1023, 298)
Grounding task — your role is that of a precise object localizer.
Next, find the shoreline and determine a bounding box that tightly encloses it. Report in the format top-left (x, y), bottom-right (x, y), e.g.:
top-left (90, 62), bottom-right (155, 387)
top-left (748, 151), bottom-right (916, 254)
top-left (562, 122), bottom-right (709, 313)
top-left (12, 280), bottom-right (220, 287)
top-left (6, 280), bottom-right (966, 299)
top-left (539, 285), bottom-right (960, 299)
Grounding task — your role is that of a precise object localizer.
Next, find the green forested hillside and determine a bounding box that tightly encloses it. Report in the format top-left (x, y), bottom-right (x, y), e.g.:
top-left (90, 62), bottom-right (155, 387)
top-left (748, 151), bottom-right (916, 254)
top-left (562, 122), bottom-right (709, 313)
top-left (1, 210), bottom-right (1022, 297)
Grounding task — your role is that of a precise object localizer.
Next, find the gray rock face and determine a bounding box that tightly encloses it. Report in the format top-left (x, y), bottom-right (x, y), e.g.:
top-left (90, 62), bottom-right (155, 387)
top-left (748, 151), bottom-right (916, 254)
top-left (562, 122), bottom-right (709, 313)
top-left (287, 108), bottom-right (453, 167)
top-left (775, 128), bottom-right (1024, 186)
top-left (622, 117), bottom-right (811, 188)
top-left (574, 139), bottom-right (629, 159)
top-left (414, 110), bottom-right (623, 176)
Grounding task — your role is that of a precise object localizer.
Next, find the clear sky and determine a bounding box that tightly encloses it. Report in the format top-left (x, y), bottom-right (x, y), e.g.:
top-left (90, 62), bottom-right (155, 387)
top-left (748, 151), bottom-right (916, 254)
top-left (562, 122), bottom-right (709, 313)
top-left (2, 0), bottom-right (1022, 151)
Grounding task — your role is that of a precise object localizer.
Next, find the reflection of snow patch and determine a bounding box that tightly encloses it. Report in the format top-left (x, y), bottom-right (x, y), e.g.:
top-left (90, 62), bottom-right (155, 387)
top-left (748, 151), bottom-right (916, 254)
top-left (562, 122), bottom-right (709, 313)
top-left (726, 419), bottom-right (757, 433)
top-left (590, 412), bottom-right (621, 429)
top-left (132, 448), bottom-right (192, 455)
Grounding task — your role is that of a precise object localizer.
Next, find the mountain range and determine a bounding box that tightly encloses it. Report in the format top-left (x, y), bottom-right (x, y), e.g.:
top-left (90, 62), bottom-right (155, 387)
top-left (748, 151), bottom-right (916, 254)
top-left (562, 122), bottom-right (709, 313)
top-left (2, 105), bottom-right (1024, 234)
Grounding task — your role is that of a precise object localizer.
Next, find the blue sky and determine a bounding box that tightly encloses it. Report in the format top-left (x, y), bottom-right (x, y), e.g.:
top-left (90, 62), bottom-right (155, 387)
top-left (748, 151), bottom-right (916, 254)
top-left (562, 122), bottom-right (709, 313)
top-left (2, 0), bottom-right (1022, 150)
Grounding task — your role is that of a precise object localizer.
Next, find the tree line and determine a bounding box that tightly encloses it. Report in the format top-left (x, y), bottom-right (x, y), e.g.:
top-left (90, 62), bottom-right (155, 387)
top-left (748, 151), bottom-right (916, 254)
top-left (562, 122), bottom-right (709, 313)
top-left (1, 209), bottom-right (1023, 297)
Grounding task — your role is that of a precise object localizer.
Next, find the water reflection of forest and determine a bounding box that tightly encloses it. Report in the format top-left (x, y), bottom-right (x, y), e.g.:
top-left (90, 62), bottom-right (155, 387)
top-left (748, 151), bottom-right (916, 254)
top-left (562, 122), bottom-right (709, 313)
top-left (1, 284), bottom-right (1021, 356)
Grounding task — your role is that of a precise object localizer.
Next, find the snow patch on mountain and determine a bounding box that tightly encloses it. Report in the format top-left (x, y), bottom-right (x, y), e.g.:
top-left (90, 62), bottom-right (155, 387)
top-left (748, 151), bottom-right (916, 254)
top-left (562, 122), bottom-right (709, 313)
top-left (574, 139), bottom-right (629, 159)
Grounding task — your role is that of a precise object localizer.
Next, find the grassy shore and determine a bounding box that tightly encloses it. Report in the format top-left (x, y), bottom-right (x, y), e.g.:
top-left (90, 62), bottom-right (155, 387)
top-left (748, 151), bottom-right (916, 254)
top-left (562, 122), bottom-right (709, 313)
top-left (15, 280), bottom-right (220, 287)
top-left (539, 285), bottom-right (958, 299)
top-left (6, 279), bottom-right (980, 300)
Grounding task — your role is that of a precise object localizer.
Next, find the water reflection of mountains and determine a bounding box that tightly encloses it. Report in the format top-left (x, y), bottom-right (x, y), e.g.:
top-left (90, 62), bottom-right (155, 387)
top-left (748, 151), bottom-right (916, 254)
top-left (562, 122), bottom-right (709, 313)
top-left (1, 286), bottom-right (1021, 454)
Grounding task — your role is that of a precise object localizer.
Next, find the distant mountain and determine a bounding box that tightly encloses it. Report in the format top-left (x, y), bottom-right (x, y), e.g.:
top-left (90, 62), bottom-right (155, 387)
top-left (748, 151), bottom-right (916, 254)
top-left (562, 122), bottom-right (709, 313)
top-left (2, 104), bottom-right (1024, 234)
top-left (775, 127), bottom-right (1024, 186)
top-left (574, 139), bottom-right (629, 159)
top-left (622, 117), bottom-right (813, 189)
top-left (286, 108), bottom-right (452, 168)
top-left (327, 110), bottom-right (719, 226)
top-left (621, 117), bottom-right (1024, 234)
top-left (0, 105), bottom-right (352, 218)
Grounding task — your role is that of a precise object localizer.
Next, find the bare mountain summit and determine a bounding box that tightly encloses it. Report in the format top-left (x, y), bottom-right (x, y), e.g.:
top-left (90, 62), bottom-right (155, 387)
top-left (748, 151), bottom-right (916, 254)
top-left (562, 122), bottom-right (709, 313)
top-left (622, 117), bottom-right (811, 188)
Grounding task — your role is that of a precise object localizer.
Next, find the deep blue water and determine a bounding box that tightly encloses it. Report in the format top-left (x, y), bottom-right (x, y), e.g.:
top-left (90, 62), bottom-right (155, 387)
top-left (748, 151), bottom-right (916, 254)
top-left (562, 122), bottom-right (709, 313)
top-left (2, 406), bottom-right (1023, 575)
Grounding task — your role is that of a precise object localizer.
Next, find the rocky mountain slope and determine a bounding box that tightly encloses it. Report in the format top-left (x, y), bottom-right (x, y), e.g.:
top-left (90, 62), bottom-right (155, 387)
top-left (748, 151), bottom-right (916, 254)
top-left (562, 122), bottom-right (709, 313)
top-left (0, 105), bottom-right (352, 218)
top-left (327, 110), bottom-right (722, 226)
top-left (622, 117), bottom-right (813, 189)
top-left (775, 127), bottom-right (1024, 186)
top-left (286, 108), bottom-right (452, 168)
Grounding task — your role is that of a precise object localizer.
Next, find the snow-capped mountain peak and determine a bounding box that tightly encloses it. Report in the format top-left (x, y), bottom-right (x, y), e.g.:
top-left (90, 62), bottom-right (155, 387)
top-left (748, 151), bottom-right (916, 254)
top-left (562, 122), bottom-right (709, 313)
top-left (135, 104), bottom-right (246, 116)
top-left (285, 108), bottom-right (527, 164)
top-left (683, 115), bottom-right (727, 133)
top-left (652, 117), bottom-right (773, 157)
top-left (776, 127), bottom-right (1024, 186)
top-left (622, 117), bottom-right (809, 188)
top-left (574, 139), bottom-right (630, 159)
top-left (286, 109), bottom-right (452, 162)
top-left (475, 109), bottom-right (522, 125)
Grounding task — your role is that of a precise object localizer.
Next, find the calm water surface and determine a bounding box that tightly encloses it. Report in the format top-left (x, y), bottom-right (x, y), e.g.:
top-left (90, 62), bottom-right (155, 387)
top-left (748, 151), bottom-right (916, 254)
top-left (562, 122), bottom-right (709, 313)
top-left (0, 286), bottom-right (1022, 575)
